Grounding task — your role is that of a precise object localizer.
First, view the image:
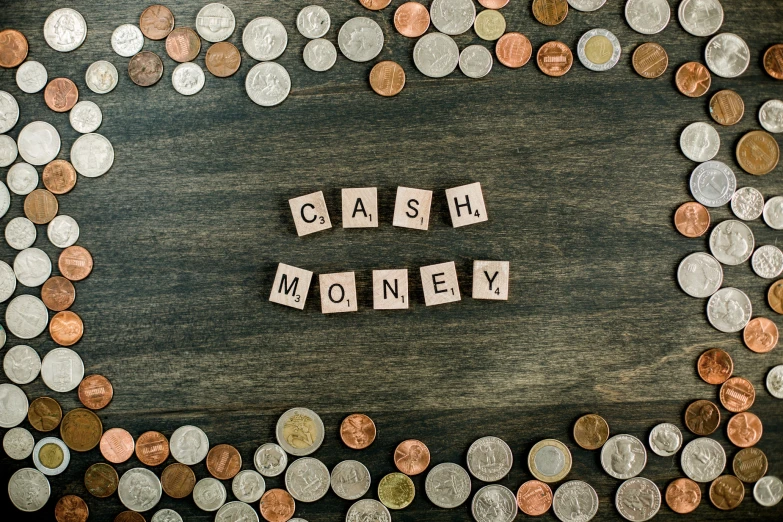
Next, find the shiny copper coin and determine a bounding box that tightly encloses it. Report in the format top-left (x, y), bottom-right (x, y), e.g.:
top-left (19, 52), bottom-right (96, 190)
top-left (0, 29), bottom-right (29, 68)
top-left (537, 41), bottom-right (573, 77)
top-left (42, 276), bottom-right (76, 311)
top-left (78, 374), bottom-right (113, 410)
top-left (572, 413), bottom-right (609, 450)
top-left (743, 317), bottom-right (778, 353)
top-left (340, 413), bottom-right (377, 449)
top-left (100, 427), bottom-right (135, 464)
top-left (360, 0), bottom-right (392, 9)
top-left (684, 399), bottom-right (720, 435)
top-left (709, 475), bottom-right (744, 510)
top-left (128, 51), bottom-right (164, 87)
top-left (28, 396), bottom-right (63, 432)
top-left (206, 443), bottom-right (242, 480)
top-left (260, 488), bottom-right (296, 522)
top-left (727, 412), bottom-right (762, 448)
top-left (676, 62), bottom-right (711, 98)
top-left (516, 480), bottom-right (553, 515)
top-left (161, 463), bottom-right (196, 499)
top-left (709, 90), bottom-right (744, 126)
top-left (763, 44), bottom-right (783, 80)
top-left (496, 32), bottom-right (532, 69)
top-left (24, 189), bottom-right (58, 225)
top-left (60, 408), bottom-right (103, 452)
top-left (736, 130), bottom-right (780, 176)
top-left (768, 280), bottom-right (783, 314)
top-left (394, 2), bottom-right (430, 38)
top-left (136, 431), bottom-right (170, 466)
top-left (205, 42), bottom-right (241, 78)
top-left (733, 447), bottom-right (768, 483)
top-left (394, 439), bottom-right (430, 475)
top-left (720, 376), bottom-right (755, 413)
top-left (665, 477), bottom-right (701, 514)
top-left (44, 78), bottom-right (79, 113)
top-left (55, 494), bottom-right (89, 522)
top-left (632, 42), bottom-right (668, 79)
top-left (370, 61), bottom-right (406, 97)
top-left (697, 348), bottom-right (733, 385)
top-left (59, 246), bottom-right (94, 281)
top-left (115, 512), bottom-right (146, 522)
top-left (84, 462), bottom-right (119, 498)
top-left (140, 4), bottom-right (175, 40)
top-left (166, 28), bottom-right (201, 63)
top-left (674, 202), bottom-right (710, 238)
top-left (43, 160), bottom-right (77, 195)
top-left (50, 310), bottom-right (84, 346)
top-left (480, 0), bottom-right (509, 7)
top-left (532, 0), bottom-right (568, 26)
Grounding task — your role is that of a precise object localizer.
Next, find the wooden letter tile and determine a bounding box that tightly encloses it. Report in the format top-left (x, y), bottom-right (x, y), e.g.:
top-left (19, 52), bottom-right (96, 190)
top-left (269, 263), bottom-right (313, 310)
top-left (342, 187), bottom-right (378, 228)
top-left (289, 191), bottom-right (332, 236)
top-left (472, 260), bottom-right (509, 300)
top-left (420, 262), bottom-right (461, 306)
top-left (373, 269), bottom-right (409, 310)
top-left (319, 272), bottom-right (358, 313)
top-left (445, 182), bottom-right (488, 228)
top-left (392, 186), bottom-right (433, 230)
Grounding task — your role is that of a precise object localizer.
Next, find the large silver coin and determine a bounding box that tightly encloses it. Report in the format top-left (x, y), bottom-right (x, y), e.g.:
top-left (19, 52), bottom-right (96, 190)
top-left (346, 499), bottom-right (391, 522)
top-left (731, 186), bottom-right (764, 221)
top-left (707, 287), bottom-right (751, 332)
top-left (3, 344), bottom-right (41, 385)
top-left (338, 17), bottom-right (383, 62)
top-left (111, 24), bottom-right (144, 57)
top-left (71, 133), bottom-right (114, 177)
top-left (172, 63), bottom-right (205, 96)
top-left (752, 245), bottom-right (783, 279)
top-left (600, 434), bottom-right (647, 479)
top-left (681, 437), bottom-right (725, 482)
top-left (151, 509), bottom-right (183, 522)
top-left (86, 61), bottom-right (119, 94)
top-left (69, 101), bottom-right (102, 134)
top-left (32, 437), bottom-right (70, 476)
top-left (16, 61), bottom-right (48, 94)
top-left (193, 477), bottom-right (226, 512)
top-left (254, 442), bottom-right (288, 476)
top-left (232, 469), bottom-right (265, 503)
top-left (430, 0), bottom-right (476, 36)
top-left (119, 468), bottom-right (162, 512)
top-left (677, 252), bottom-right (722, 298)
top-left (303, 39), bottom-right (337, 72)
top-left (276, 407), bottom-right (325, 456)
top-left (0, 91), bottom-right (19, 134)
top-left (0, 383), bottom-right (28, 428)
top-left (0, 135), bottom-right (17, 167)
top-left (44, 8), bottom-right (87, 52)
top-left (48, 215), bottom-right (80, 248)
top-left (689, 161), bottom-right (736, 208)
top-left (577, 29), bottom-right (622, 72)
top-left (568, 0), bottom-right (606, 11)
top-left (4, 427), bottom-right (35, 460)
top-left (678, 0), bottom-right (723, 36)
top-left (246, 62), bottom-right (291, 107)
top-left (5, 217), bottom-right (35, 251)
top-left (680, 122), bottom-right (719, 162)
top-left (196, 3), bottom-right (236, 43)
top-left (8, 468), bottom-right (50, 512)
top-left (41, 348), bottom-right (84, 392)
top-left (297, 5), bottom-right (330, 39)
top-left (625, 0), bottom-right (670, 35)
top-left (286, 457), bottom-right (330, 502)
top-left (615, 477), bottom-right (661, 521)
top-left (767, 365), bottom-right (783, 399)
top-left (709, 220), bottom-right (753, 265)
top-left (754, 476), bottom-right (783, 507)
top-left (215, 501), bottom-right (258, 522)
top-left (8, 163), bottom-right (38, 195)
top-left (459, 45), bottom-right (493, 79)
top-left (18, 121), bottom-right (60, 166)
top-left (759, 100), bottom-right (783, 133)
top-left (6, 295), bottom-right (47, 339)
top-left (466, 436), bottom-right (513, 482)
top-left (243, 17), bottom-right (287, 61)
top-left (424, 462), bottom-right (471, 508)
top-left (552, 481), bottom-right (599, 522)
top-left (705, 33), bottom-right (749, 78)
top-left (170, 425), bottom-right (209, 465)
top-left (14, 248), bottom-right (52, 287)
top-left (0, 260), bottom-right (17, 302)
top-left (648, 423), bottom-right (682, 457)
top-left (414, 32), bottom-right (459, 78)
top-left (471, 484), bottom-right (517, 522)
top-left (331, 460), bottom-right (371, 500)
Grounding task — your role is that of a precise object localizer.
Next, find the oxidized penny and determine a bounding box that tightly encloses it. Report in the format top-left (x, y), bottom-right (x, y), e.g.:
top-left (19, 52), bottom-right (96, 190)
top-left (140, 5), bottom-right (175, 40)
top-left (61, 408), bottom-right (103, 452)
top-left (24, 189), bottom-right (58, 224)
top-left (41, 348), bottom-right (83, 392)
top-left (681, 437), bottom-right (726, 483)
top-left (648, 423), bottom-right (682, 457)
top-left (697, 348), bottom-right (733, 384)
top-left (84, 462), bottom-right (119, 498)
top-left (475, 10), bottom-right (506, 41)
top-left (166, 28), bottom-right (200, 63)
top-left (4, 344), bottom-right (41, 385)
top-left (552, 481), bottom-right (598, 522)
top-left (763, 44), bottom-right (783, 80)
top-left (466, 436), bottom-right (513, 482)
top-left (59, 246), bottom-right (93, 281)
top-left (170, 425), bottom-right (209, 465)
top-left (615, 477), bottom-right (661, 521)
top-left (532, 0), bottom-right (568, 26)
top-left (43, 160), bottom-right (77, 195)
top-left (736, 130), bottom-right (779, 175)
top-left (394, 2), bottom-right (430, 38)
top-left (709, 475), bottom-right (744, 510)
top-left (744, 317), bottom-right (778, 353)
top-left (733, 447), bottom-right (768, 482)
top-left (136, 431), bottom-right (169, 466)
top-left (276, 407), bottom-right (324, 456)
top-left (394, 439), bottom-right (430, 475)
top-left (42, 276), bottom-right (75, 311)
top-left (118, 468), bottom-right (162, 512)
top-left (665, 477), bottom-right (700, 514)
top-left (330, 460), bottom-right (371, 501)
top-left (100, 428), bottom-right (135, 464)
top-left (632, 42), bottom-right (667, 78)
top-left (205, 42), bottom-right (241, 78)
top-left (676, 62), bottom-right (711, 97)
top-left (707, 287), bottom-right (752, 333)
top-left (516, 480), bottom-right (552, 516)
top-left (0, 29), bottom-right (28, 68)
top-left (50, 310), bottom-right (84, 346)
top-left (495, 32), bottom-right (532, 69)
top-left (3, 427), bottom-right (35, 460)
top-left (193, 477), bottom-right (226, 512)
top-left (28, 397), bottom-right (62, 432)
top-left (727, 412), bottom-right (762, 448)
top-left (259, 488), bottom-right (295, 522)
top-left (685, 399), bottom-right (720, 435)
top-left (369, 61), bottom-right (405, 97)
top-left (754, 476), bottom-right (783, 506)
top-left (424, 462), bottom-right (470, 508)
top-left (129, 51), bottom-right (164, 87)
top-left (232, 469), bottom-right (266, 503)
top-left (378, 472), bottom-right (415, 510)
top-left (537, 41), bottom-right (573, 77)
top-left (600, 434), bottom-right (647, 480)
top-left (44, 78), bottom-right (78, 113)
top-left (705, 33), bottom-right (749, 78)
top-left (720, 376), bottom-right (755, 412)
top-left (731, 186), bottom-right (764, 221)
top-left (115, 512), bottom-right (145, 522)
top-left (55, 494), bottom-right (88, 522)
top-left (9, 467), bottom-right (50, 512)
top-left (674, 202), bottom-right (710, 237)
top-left (528, 439), bottom-right (572, 483)
top-left (161, 463), bottom-right (196, 499)
top-left (573, 413), bottom-right (610, 450)
top-left (207, 443), bottom-right (242, 480)
top-left (285, 457), bottom-right (330, 502)
top-left (710, 90), bottom-right (744, 126)
top-left (254, 443), bottom-right (288, 476)
top-left (78, 374), bottom-right (113, 410)
top-left (360, 0), bottom-right (392, 10)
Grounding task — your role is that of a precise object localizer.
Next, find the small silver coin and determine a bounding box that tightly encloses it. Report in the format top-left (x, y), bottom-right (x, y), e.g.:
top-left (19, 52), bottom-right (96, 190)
top-left (681, 437), bottom-right (725, 482)
top-left (706, 287), bottom-right (751, 333)
top-left (752, 245), bottom-right (783, 279)
top-left (119, 467), bottom-right (162, 512)
top-left (600, 434), bottom-right (647, 479)
top-left (625, 0), bottom-right (670, 35)
top-left (767, 365), bottom-right (783, 399)
top-left (430, 0), bottom-right (476, 36)
top-left (3, 344), bottom-right (41, 385)
top-left (414, 32), bottom-right (459, 78)
top-left (216, 501), bottom-right (258, 522)
top-left (18, 121), bottom-right (60, 166)
top-left (16, 61), bottom-right (48, 94)
top-left (8, 468), bottom-right (50, 512)
top-left (286, 457), bottom-right (330, 502)
top-left (7, 162), bottom-right (39, 195)
top-left (5, 217), bottom-right (36, 250)
top-left (705, 33), bottom-right (750, 78)
top-left (297, 5), bottom-right (330, 39)
top-left (193, 477), bottom-right (226, 512)
top-left (71, 133), bottom-right (114, 177)
top-left (471, 484), bottom-right (517, 522)
top-left (346, 499), bottom-right (391, 522)
top-left (196, 3), bottom-right (236, 43)
top-left (615, 477), bottom-right (661, 521)
top-left (552, 480), bottom-right (599, 522)
top-left (424, 462), bottom-right (471, 508)
top-left (338, 17), bottom-right (383, 63)
top-left (0, 91), bottom-right (19, 134)
top-left (243, 17), bottom-right (287, 61)
top-left (3, 427), bottom-right (35, 460)
top-left (759, 100), bottom-right (783, 133)
top-left (331, 460), bottom-right (371, 500)
top-left (246, 62), bottom-right (291, 107)
top-left (44, 8), bottom-right (87, 52)
top-left (151, 509), bottom-right (183, 522)
top-left (275, 407), bottom-right (325, 456)
top-left (33, 437), bottom-right (70, 476)
top-left (677, 252), bottom-right (723, 298)
top-left (0, 135), bottom-right (17, 167)
top-left (678, 0), bottom-right (723, 36)
top-left (86, 61), bottom-right (119, 94)
top-left (254, 442), bottom-right (288, 476)
top-left (763, 196), bottom-right (783, 230)
top-left (69, 101), bottom-right (102, 134)
top-left (680, 122), bottom-right (720, 162)
top-left (303, 39), bottom-right (337, 72)
top-left (577, 29), bottom-right (622, 72)
top-left (459, 45), bottom-right (493, 79)
top-left (466, 436), bottom-right (513, 482)
top-left (648, 423), bottom-right (682, 457)
top-left (170, 425), bottom-right (210, 465)
top-left (568, 0), bottom-right (606, 11)
top-left (0, 383), bottom-right (28, 428)
top-left (47, 215), bottom-right (80, 249)
top-left (689, 160), bottom-right (736, 207)
top-left (41, 347), bottom-right (84, 392)
top-left (172, 62), bottom-right (205, 96)
top-left (231, 469), bottom-right (265, 503)
top-left (6, 294), bottom-right (48, 339)
top-left (709, 220), bottom-right (754, 265)
top-left (111, 24), bottom-right (144, 57)
top-left (14, 247), bottom-right (52, 287)
top-left (731, 186), bottom-right (764, 221)
top-left (754, 476), bottom-right (783, 507)
top-left (0, 260), bottom-right (17, 302)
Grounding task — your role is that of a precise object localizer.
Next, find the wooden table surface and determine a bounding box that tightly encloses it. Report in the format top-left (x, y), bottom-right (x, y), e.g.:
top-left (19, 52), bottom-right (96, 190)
top-left (1, 0), bottom-right (782, 520)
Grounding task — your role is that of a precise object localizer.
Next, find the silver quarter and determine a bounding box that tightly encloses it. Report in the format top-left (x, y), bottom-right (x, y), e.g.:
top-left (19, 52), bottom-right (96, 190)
top-left (0, 181), bottom-right (8, 219)
top-left (648, 423), bottom-right (682, 457)
top-left (18, 121), bottom-right (60, 166)
top-left (48, 215), bottom-right (80, 249)
top-left (338, 17), bottom-right (384, 62)
top-left (41, 347), bottom-right (84, 392)
top-left (678, 0), bottom-right (723, 36)
top-left (707, 287), bottom-right (751, 332)
top-left (471, 484), bottom-right (518, 522)
top-left (763, 196), bottom-right (783, 230)
top-left (170, 425), bottom-right (209, 465)
top-left (111, 24), bottom-right (144, 57)
top-left (286, 457), bottom-right (330, 502)
top-left (71, 133), bottom-right (114, 177)
top-left (680, 122), bottom-right (720, 162)
top-left (681, 437), bottom-right (725, 482)
top-left (7, 162), bottom-right (38, 195)
top-left (216, 501), bottom-right (258, 522)
top-left (759, 100), bottom-right (783, 133)
top-left (254, 442), bottom-right (288, 476)
top-left (709, 220), bottom-right (754, 265)
top-left (6, 295), bottom-right (48, 339)
top-left (466, 436), bottom-right (513, 482)
top-left (625, 0), bottom-right (670, 35)
top-left (16, 61), bottom-right (48, 94)
top-left (430, 0), bottom-right (476, 36)
top-left (677, 252), bottom-right (722, 298)
top-left (246, 62), bottom-right (291, 107)
top-left (69, 101), bottom-right (102, 134)
top-left (754, 476), bottom-right (783, 507)
top-left (752, 245), bottom-right (783, 279)
top-left (0, 260), bottom-right (16, 302)
top-left (577, 29), bottom-right (622, 72)
top-left (8, 468), bottom-right (50, 512)
top-left (119, 467), bottom-right (162, 512)
top-left (172, 63), bottom-right (205, 96)
top-left (14, 247), bottom-right (52, 287)
top-left (568, 0), bottom-right (607, 11)
top-left (33, 437), bottom-right (70, 476)
top-left (231, 469), bottom-right (265, 503)
top-left (151, 509), bottom-right (183, 522)
top-left (346, 499), bottom-right (391, 522)
top-left (331, 460), bottom-right (371, 500)
top-left (0, 383), bottom-right (28, 428)
top-left (3, 344), bottom-right (41, 385)
top-left (276, 407), bottom-right (325, 456)
top-left (705, 33), bottom-right (749, 78)
top-left (615, 477), bottom-right (661, 521)
top-left (414, 32), bottom-right (459, 78)
top-left (86, 61), bottom-right (119, 94)
top-left (459, 45), bottom-right (493, 79)
top-left (43, 8), bottom-right (87, 52)
top-left (4, 427), bottom-right (35, 460)
top-left (193, 477), bottom-right (226, 512)
top-left (297, 6), bottom-right (330, 39)
top-left (424, 462), bottom-right (471, 508)
top-left (303, 39), bottom-right (337, 72)
top-left (600, 434), bottom-right (647, 479)
top-left (767, 365), bottom-right (783, 399)
top-left (0, 91), bottom-right (19, 134)
top-left (243, 17), bottom-right (287, 61)
top-left (731, 186), bottom-right (764, 221)
top-left (0, 135), bottom-right (17, 167)
top-left (552, 481), bottom-right (599, 522)
top-left (196, 3), bottom-right (236, 43)
top-left (6, 217), bottom-right (37, 250)
top-left (689, 160), bottom-right (736, 207)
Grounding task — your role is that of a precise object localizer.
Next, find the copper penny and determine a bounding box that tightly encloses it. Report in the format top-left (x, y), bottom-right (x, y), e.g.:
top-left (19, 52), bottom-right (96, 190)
top-left (128, 51), bottom-right (164, 87)
top-left (59, 246), bottom-right (94, 281)
top-left (43, 160), bottom-right (78, 195)
top-left (496, 32), bottom-right (532, 69)
top-left (727, 412), bottom-right (762, 448)
top-left (733, 447), bottom-right (768, 483)
top-left (743, 317), bottom-right (778, 353)
top-left (44, 78), bottom-right (79, 113)
top-left (42, 276), bottom-right (76, 311)
top-left (709, 90), bottom-right (744, 126)
top-left (684, 399), bottom-right (720, 435)
top-left (665, 477), bottom-right (701, 514)
top-left (632, 42), bottom-right (668, 79)
top-left (100, 427), bottom-right (135, 464)
top-left (674, 202), bottom-right (710, 238)
top-left (736, 130), bottom-right (780, 176)
top-left (516, 480), bottom-right (553, 516)
top-left (206, 443), bottom-right (242, 480)
top-left (697, 348), bottom-right (733, 385)
top-left (532, 0), bottom-right (568, 26)
top-left (115, 512), bottom-right (146, 522)
top-left (394, 439), bottom-right (430, 475)
top-left (572, 413), bottom-right (610, 450)
top-left (479, 0), bottom-right (509, 7)
top-left (763, 44), bottom-right (783, 80)
top-left (676, 62), bottom-right (711, 98)
top-left (709, 475), bottom-right (744, 510)
top-left (260, 488), bottom-right (296, 522)
top-left (50, 310), bottom-right (84, 346)
top-left (720, 376), bottom-right (755, 413)
top-left (340, 413), bottom-right (377, 449)
top-left (84, 462), bottom-right (119, 498)
top-left (537, 41), bottom-right (573, 77)
top-left (768, 280), bottom-right (783, 314)
top-left (394, 2), bottom-right (430, 38)
top-left (140, 4), bottom-right (175, 40)
top-left (55, 494), bottom-right (89, 522)
top-left (161, 463), bottom-right (196, 499)
top-left (0, 29), bottom-right (29, 68)
top-left (24, 189), bottom-right (59, 225)
top-left (136, 431), bottom-right (170, 466)
top-left (360, 0), bottom-right (392, 9)
top-left (205, 42), bottom-right (241, 78)
top-left (78, 374), bottom-right (114, 410)
top-left (166, 28), bottom-right (201, 63)
top-left (60, 408), bottom-right (103, 452)
top-left (369, 61), bottom-right (406, 97)
top-left (28, 396), bottom-right (63, 432)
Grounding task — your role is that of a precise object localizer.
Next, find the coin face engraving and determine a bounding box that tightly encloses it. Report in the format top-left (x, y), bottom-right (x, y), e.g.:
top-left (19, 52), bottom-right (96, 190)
top-left (600, 434), bottom-right (647, 479)
top-left (552, 480), bottom-right (599, 522)
top-left (681, 438), bottom-right (726, 482)
top-left (467, 436), bottom-right (513, 482)
top-left (472, 484), bottom-right (517, 522)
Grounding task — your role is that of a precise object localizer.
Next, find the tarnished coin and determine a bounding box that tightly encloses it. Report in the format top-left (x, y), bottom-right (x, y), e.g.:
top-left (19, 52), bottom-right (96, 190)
top-left (764, 197), bottom-right (783, 230)
top-left (537, 41), bottom-right (573, 77)
top-left (708, 287), bottom-right (751, 332)
top-left (9, 468), bottom-right (50, 511)
top-left (677, 252), bottom-right (722, 298)
top-left (394, 439), bottom-right (430, 475)
top-left (767, 365), bottom-right (783, 398)
top-left (56, 496), bottom-right (89, 522)
top-left (260, 489), bottom-right (295, 521)
top-left (119, 468), bottom-right (162, 512)
top-left (681, 437), bottom-right (726, 482)
top-left (196, 3), bottom-right (235, 42)
top-left (276, 407), bottom-right (324, 456)
top-left (100, 428), bottom-right (135, 464)
top-left (6, 294), bottom-right (48, 339)
top-left (705, 33), bottom-right (749, 78)
top-left (720, 376), bottom-right (755, 412)
top-left (140, 5), bottom-right (175, 40)
top-left (152, 509), bottom-right (183, 522)
top-left (532, 0), bottom-right (568, 26)
top-left (690, 160), bottom-right (735, 207)
top-left (697, 348), bottom-right (732, 384)
top-left (736, 130), bottom-right (780, 176)
top-left (753, 245), bottom-right (783, 279)
top-left (331, 460), bottom-right (371, 500)
top-left (754, 476), bottom-right (783, 506)
top-left (16, 61), bottom-right (47, 93)
top-left (674, 202), bottom-right (710, 237)
top-left (161, 463), bottom-right (196, 499)
top-left (135, 431), bottom-right (169, 466)
top-left (495, 32), bottom-right (531, 69)
top-left (18, 121), bottom-right (60, 166)
top-left (116, 512), bottom-right (146, 522)
top-left (680, 122), bottom-right (719, 162)
top-left (43, 78), bottom-right (76, 115)
top-left (33, 436), bottom-right (70, 475)
top-left (709, 90), bottom-right (743, 126)
top-left (759, 100), bottom-right (783, 133)
top-left (600, 434), bottom-right (647, 479)
top-left (568, 0), bottom-right (606, 11)
top-left (625, 0), bottom-right (670, 34)
top-left (112, 24), bottom-right (144, 57)
top-left (577, 29), bottom-right (621, 72)
top-left (170, 425), bottom-right (209, 465)
top-left (0, 29), bottom-right (28, 68)
top-left (246, 62), bottom-right (291, 107)
top-left (286, 457), bottom-right (330, 502)
top-left (370, 61), bottom-right (405, 96)
top-left (71, 133), bottom-right (114, 177)
top-left (4, 217), bottom-right (35, 250)
top-left (205, 42), bottom-right (241, 77)
top-left (232, 470), bottom-right (265, 503)
top-left (77, 374), bottom-right (113, 409)
top-left (254, 443), bottom-right (288, 476)
top-left (430, 0), bottom-right (476, 35)
top-left (4, 427), bottom-right (35, 459)
top-left (340, 414), bottom-right (376, 449)
top-left (5, 345), bottom-right (41, 385)
top-left (0, 383), bottom-right (28, 428)
top-left (744, 317), bottom-right (778, 353)
top-left (709, 474), bottom-right (744, 510)
top-left (8, 163), bottom-right (38, 195)
top-left (346, 499), bottom-right (390, 522)
top-left (472, 484), bottom-right (517, 522)
top-left (378, 472), bottom-right (415, 510)
top-left (475, 10), bottom-right (506, 41)
top-left (297, 5), bottom-right (330, 39)
top-left (665, 477), bottom-right (700, 513)
top-left (709, 220), bottom-right (753, 265)
top-left (216, 502), bottom-right (258, 522)
top-left (172, 62), bottom-right (205, 96)
top-left (528, 439), bottom-right (572, 483)
top-left (573, 413), bottom-right (609, 450)
top-left (129, 51), bottom-right (164, 87)
top-left (59, 246), bottom-right (93, 281)
top-left (467, 436), bottom-right (513, 482)
top-left (60, 408), bottom-right (101, 451)
top-left (48, 215), bottom-right (79, 248)
top-left (679, 0), bottom-right (723, 36)
top-left (206, 443), bottom-right (241, 480)
top-left (0, 135), bottom-right (16, 167)
top-left (303, 39), bottom-right (337, 72)
top-left (85, 462), bottom-right (119, 498)
top-left (394, 2), bottom-right (430, 38)
top-left (552, 481), bottom-right (598, 522)
top-left (86, 61), bottom-right (119, 94)
top-left (165, 28), bottom-right (200, 63)
top-left (425, 462), bottom-right (471, 508)
top-left (70, 101), bottom-right (102, 134)
top-left (676, 62), bottom-right (711, 97)
top-left (616, 477), bottom-right (661, 521)
top-left (338, 17), bottom-right (383, 62)
top-left (731, 186), bottom-right (764, 221)
top-left (44, 9), bottom-right (87, 52)
top-left (243, 17), bottom-right (288, 61)
top-left (516, 480), bottom-right (552, 516)
top-left (24, 189), bottom-right (58, 225)
top-left (459, 45), bottom-right (493, 78)
top-left (727, 412), bottom-right (762, 448)
top-left (414, 32), bottom-right (459, 78)
top-left (193, 477), bottom-right (226, 512)
top-left (648, 423), bottom-right (682, 457)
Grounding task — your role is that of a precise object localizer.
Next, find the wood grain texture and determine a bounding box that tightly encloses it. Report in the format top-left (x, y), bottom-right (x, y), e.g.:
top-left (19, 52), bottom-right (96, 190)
top-left (1, 0), bottom-right (783, 520)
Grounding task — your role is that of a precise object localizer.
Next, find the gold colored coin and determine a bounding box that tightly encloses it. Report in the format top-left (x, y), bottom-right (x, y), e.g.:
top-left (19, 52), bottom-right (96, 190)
top-left (378, 472), bottom-right (415, 510)
top-left (573, 414), bottom-right (610, 450)
top-left (528, 439), bottom-right (572, 483)
top-left (585, 36), bottom-right (613, 65)
top-left (769, 280), bottom-right (783, 314)
top-left (61, 408), bottom-right (103, 452)
top-left (39, 442), bottom-right (65, 469)
top-left (474, 10), bottom-right (506, 41)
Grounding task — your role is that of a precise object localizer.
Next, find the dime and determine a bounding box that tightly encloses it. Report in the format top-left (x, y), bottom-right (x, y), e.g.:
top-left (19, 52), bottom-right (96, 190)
top-left (0, 29), bottom-right (28, 68)
top-left (33, 437), bottom-right (70, 475)
top-left (303, 39), bottom-right (337, 72)
top-left (532, 0), bottom-right (568, 27)
top-left (3, 217), bottom-right (33, 250)
top-left (764, 44), bottom-right (783, 80)
top-left (49, 310), bottom-right (83, 346)
top-left (69, 101), bottom-right (102, 134)
top-left (697, 348), bottom-right (733, 384)
top-left (676, 62), bottom-right (711, 97)
top-left (425, 462), bottom-right (470, 508)
top-left (495, 32), bottom-right (532, 69)
top-left (537, 41), bottom-right (573, 77)
top-left (193, 477), bottom-right (226, 512)
top-left (4, 344), bottom-right (41, 386)
top-left (394, 439), bottom-right (430, 475)
top-left (59, 245), bottom-right (94, 281)
top-left (731, 186), bottom-right (763, 221)
top-left (205, 42), bottom-right (241, 78)
top-left (625, 0), bottom-right (670, 34)
top-left (680, 121), bottom-right (719, 162)
top-left (206, 443), bottom-right (241, 480)
top-left (166, 28), bottom-right (201, 63)
top-left (297, 5), bottom-right (330, 39)
top-left (753, 245), bottom-right (783, 279)
top-left (709, 220), bottom-right (753, 265)
top-left (196, 3), bottom-right (235, 43)
top-left (552, 481), bottom-right (598, 522)
top-left (16, 61), bottom-right (47, 93)
top-left (733, 447), bottom-right (767, 482)
top-left (705, 33), bottom-right (749, 78)
top-left (648, 423), bottom-right (682, 457)
top-left (394, 2), bottom-right (430, 38)
top-left (677, 252), bottom-right (722, 298)
top-left (152, 509), bottom-right (183, 522)
top-left (84, 462), bottom-right (119, 498)
top-left (340, 413), bottom-right (376, 449)
top-left (112, 24), bottom-right (144, 57)
top-left (48, 215), bottom-right (80, 248)
top-left (170, 425), bottom-right (210, 465)
top-left (119, 468), bottom-right (162, 512)
top-left (24, 190), bottom-right (58, 225)
top-left (765, 197), bottom-right (783, 230)
top-left (27, 396), bottom-right (60, 431)
top-left (244, 17), bottom-right (288, 61)
top-left (44, 9), bottom-right (87, 52)
top-left (233, 469), bottom-right (265, 503)
top-left (600, 434), bottom-right (646, 479)
top-left (616, 477), bottom-right (661, 521)
top-left (459, 45), bottom-right (493, 79)
top-left (286, 457), bottom-right (330, 502)
top-left (276, 407), bottom-right (324, 456)
top-left (472, 484), bottom-right (517, 522)
top-left (767, 365), bottom-right (783, 398)
top-left (4, 427), bottom-right (35, 460)
top-left (60, 408), bottom-right (102, 452)
top-left (0, 91), bottom-right (18, 134)
top-left (172, 62), bottom-right (205, 96)
top-left (129, 51), bottom-right (164, 87)
top-left (674, 202), bottom-right (710, 237)
top-left (709, 90), bottom-right (743, 126)
top-left (254, 443), bottom-right (288, 476)
top-left (430, 0), bottom-right (476, 35)
top-left (0, 383), bottom-right (28, 428)
top-left (736, 130), bottom-right (779, 175)
top-left (516, 480), bottom-right (552, 515)
top-left (55, 494), bottom-right (89, 522)
top-left (754, 476), bottom-right (783, 506)
top-left (689, 160), bottom-right (735, 207)
top-left (759, 100), bottom-right (783, 133)
top-left (665, 477), bottom-right (700, 514)
top-left (259, 489), bottom-right (295, 522)
top-left (9, 468), bottom-right (50, 512)
top-left (466, 436), bottom-right (513, 482)
top-left (720, 376), bottom-right (755, 412)
top-left (140, 5), bottom-right (175, 40)
top-left (161, 463), bottom-right (196, 498)
top-left (101, 428), bottom-right (135, 464)
top-left (709, 474), bottom-right (744, 509)
top-left (370, 61), bottom-right (406, 97)
top-left (246, 62), bottom-right (291, 107)
top-left (216, 502), bottom-right (258, 522)
top-left (71, 133), bottom-right (114, 177)
top-left (18, 121), bottom-right (60, 165)
top-left (475, 10), bottom-right (506, 41)
top-left (331, 460), bottom-right (371, 500)
top-left (346, 499), bottom-right (390, 522)
top-left (573, 413), bottom-right (609, 450)
top-left (678, 0), bottom-right (723, 36)
top-left (568, 0), bottom-right (605, 11)
top-left (681, 437), bottom-right (725, 482)
top-left (577, 29), bottom-right (621, 72)
top-left (6, 294), bottom-right (48, 339)
top-left (528, 439), bottom-right (572, 483)
top-left (707, 287), bottom-right (751, 332)
top-left (338, 17), bottom-right (383, 62)
top-left (136, 431), bottom-right (169, 466)
top-left (86, 60), bottom-right (119, 94)
top-left (414, 32), bottom-right (459, 78)
top-left (744, 317), bottom-right (778, 353)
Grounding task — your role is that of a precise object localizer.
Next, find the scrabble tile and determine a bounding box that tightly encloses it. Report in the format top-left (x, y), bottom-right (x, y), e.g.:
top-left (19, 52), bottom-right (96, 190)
top-left (319, 272), bottom-right (358, 313)
top-left (472, 260), bottom-right (509, 300)
top-left (420, 262), bottom-right (461, 306)
top-left (392, 186), bottom-right (433, 230)
top-left (445, 182), bottom-right (488, 228)
top-left (289, 191), bottom-right (332, 236)
top-left (269, 263), bottom-right (313, 310)
top-left (342, 187), bottom-right (379, 228)
top-left (373, 269), bottom-right (409, 310)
